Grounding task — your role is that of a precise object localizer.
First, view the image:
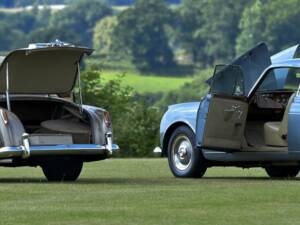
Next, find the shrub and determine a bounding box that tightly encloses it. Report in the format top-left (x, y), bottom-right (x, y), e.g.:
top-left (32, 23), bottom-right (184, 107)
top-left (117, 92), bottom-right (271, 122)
top-left (80, 70), bottom-right (162, 157)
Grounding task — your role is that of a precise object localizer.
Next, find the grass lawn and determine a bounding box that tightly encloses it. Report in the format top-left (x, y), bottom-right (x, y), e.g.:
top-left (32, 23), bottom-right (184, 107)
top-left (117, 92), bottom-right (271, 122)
top-left (1, 158), bottom-right (300, 225)
top-left (101, 70), bottom-right (194, 93)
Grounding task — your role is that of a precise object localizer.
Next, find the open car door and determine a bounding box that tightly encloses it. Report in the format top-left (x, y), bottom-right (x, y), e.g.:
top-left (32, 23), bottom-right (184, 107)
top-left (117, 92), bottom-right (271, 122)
top-left (201, 65), bottom-right (248, 151)
top-left (198, 43), bottom-right (272, 151)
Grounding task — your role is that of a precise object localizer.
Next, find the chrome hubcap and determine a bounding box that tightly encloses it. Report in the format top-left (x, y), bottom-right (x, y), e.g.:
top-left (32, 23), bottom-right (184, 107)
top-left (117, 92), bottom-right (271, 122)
top-left (172, 135), bottom-right (192, 171)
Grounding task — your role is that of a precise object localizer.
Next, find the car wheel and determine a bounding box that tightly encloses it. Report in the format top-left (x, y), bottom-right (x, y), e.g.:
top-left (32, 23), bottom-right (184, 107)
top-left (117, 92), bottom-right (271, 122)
top-left (168, 125), bottom-right (207, 178)
top-left (41, 158), bottom-right (83, 182)
top-left (265, 166), bottom-right (300, 178)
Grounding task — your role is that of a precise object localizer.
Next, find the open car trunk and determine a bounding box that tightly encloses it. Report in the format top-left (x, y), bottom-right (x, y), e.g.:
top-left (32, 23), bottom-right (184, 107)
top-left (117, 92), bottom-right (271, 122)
top-left (0, 97), bottom-right (117, 161)
top-left (0, 98), bottom-right (92, 144)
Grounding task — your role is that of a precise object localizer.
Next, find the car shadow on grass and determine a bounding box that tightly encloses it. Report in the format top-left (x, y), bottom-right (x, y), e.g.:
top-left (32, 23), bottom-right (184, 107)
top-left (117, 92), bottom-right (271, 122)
top-left (0, 176), bottom-right (299, 184)
top-left (0, 177), bottom-right (174, 185)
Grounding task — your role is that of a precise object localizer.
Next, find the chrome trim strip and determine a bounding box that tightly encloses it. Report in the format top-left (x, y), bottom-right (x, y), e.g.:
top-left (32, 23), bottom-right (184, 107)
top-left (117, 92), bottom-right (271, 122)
top-left (77, 62), bottom-right (84, 114)
top-left (21, 133), bottom-right (30, 159)
top-left (106, 132), bottom-right (113, 154)
top-left (202, 149), bottom-right (300, 162)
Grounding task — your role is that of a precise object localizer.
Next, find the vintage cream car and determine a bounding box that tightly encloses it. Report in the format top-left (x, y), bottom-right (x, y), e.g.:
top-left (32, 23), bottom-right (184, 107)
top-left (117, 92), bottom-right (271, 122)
top-left (159, 43), bottom-right (300, 178)
top-left (0, 41), bottom-right (118, 181)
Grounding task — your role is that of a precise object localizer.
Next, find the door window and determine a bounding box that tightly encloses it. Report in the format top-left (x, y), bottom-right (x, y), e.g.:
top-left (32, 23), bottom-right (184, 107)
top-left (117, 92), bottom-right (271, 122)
top-left (258, 67), bottom-right (300, 93)
top-left (210, 65), bottom-right (245, 97)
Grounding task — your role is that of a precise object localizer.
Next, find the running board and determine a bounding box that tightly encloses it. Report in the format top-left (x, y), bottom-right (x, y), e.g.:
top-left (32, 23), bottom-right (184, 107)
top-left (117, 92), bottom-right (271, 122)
top-left (0, 144), bottom-right (119, 159)
top-left (203, 149), bottom-right (300, 162)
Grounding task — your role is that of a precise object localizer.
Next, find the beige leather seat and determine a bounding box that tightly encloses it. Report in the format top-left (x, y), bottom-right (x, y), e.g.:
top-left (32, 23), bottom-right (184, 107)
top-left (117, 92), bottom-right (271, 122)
top-left (264, 93), bottom-right (296, 147)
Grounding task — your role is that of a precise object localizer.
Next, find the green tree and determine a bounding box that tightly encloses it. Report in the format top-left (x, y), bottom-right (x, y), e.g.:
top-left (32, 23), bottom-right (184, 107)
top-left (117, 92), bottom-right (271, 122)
top-left (50, 0), bottom-right (112, 46)
top-left (179, 0), bottom-right (251, 65)
top-left (237, 0), bottom-right (300, 54)
top-left (0, 22), bottom-right (23, 51)
top-left (264, 0), bottom-right (300, 52)
top-left (236, 0), bottom-right (267, 55)
top-left (93, 16), bottom-right (118, 57)
top-left (177, 0), bottom-right (205, 63)
top-left (114, 0), bottom-right (175, 71)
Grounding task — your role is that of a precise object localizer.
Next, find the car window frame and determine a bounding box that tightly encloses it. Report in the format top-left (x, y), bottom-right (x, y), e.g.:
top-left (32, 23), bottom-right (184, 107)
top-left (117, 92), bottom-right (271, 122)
top-left (248, 65), bottom-right (300, 100)
top-left (209, 64), bottom-right (246, 98)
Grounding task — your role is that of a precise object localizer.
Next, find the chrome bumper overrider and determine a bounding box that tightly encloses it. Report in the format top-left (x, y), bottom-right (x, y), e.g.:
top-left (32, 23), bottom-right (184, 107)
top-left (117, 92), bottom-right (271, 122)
top-left (0, 132), bottom-right (119, 160)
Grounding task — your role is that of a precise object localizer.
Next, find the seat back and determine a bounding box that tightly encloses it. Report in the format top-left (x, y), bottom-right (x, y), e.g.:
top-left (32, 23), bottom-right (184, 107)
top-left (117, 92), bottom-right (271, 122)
top-left (0, 108), bottom-right (25, 146)
top-left (280, 93), bottom-right (296, 136)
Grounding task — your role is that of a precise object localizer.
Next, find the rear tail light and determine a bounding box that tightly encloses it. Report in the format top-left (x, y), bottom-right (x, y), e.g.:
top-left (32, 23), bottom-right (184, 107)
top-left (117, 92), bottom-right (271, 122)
top-left (103, 111), bottom-right (111, 128)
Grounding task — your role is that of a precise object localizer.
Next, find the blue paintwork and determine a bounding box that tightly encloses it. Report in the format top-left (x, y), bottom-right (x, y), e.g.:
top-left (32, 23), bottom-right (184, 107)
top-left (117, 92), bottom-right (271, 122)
top-left (160, 102), bottom-right (200, 148)
top-left (195, 94), bottom-right (211, 146)
top-left (160, 44), bottom-right (300, 162)
top-left (271, 44), bottom-right (300, 64)
top-left (288, 95), bottom-right (300, 151)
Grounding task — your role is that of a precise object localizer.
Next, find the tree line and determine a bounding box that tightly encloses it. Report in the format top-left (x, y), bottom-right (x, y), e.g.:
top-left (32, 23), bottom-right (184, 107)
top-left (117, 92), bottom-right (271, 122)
top-left (1, 0), bottom-right (299, 71)
top-left (0, 0), bottom-right (180, 7)
top-left (104, 0), bottom-right (300, 70)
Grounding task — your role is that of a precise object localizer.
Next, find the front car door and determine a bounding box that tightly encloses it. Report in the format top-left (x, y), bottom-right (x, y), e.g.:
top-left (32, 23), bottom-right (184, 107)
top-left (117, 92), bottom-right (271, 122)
top-left (196, 43), bottom-right (272, 151)
top-left (200, 65), bottom-right (248, 151)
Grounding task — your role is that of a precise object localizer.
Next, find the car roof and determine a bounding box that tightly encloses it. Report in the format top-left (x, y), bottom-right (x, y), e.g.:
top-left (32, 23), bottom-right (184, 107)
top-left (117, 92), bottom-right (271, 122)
top-left (271, 58), bottom-right (300, 68)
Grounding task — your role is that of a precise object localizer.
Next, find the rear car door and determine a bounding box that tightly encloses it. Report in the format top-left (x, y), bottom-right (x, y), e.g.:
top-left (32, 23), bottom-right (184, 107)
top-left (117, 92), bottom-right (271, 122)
top-left (201, 65), bottom-right (248, 151)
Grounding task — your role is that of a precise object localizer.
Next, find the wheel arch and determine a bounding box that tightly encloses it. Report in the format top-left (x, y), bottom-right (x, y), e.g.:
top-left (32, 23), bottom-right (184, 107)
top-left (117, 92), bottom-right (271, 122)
top-left (162, 122), bottom-right (195, 157)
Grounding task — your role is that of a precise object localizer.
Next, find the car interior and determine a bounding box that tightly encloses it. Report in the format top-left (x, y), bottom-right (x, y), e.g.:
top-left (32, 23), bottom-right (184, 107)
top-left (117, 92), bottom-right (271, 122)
top-left (0, 98), bottom-right (91, 147)
top-left (204, 65), bottom-right (300, 152)
top-left (244, 67), bottom-right (300, 151)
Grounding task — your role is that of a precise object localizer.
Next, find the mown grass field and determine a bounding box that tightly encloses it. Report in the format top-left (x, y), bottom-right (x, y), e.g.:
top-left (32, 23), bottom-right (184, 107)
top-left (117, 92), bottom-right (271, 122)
top-left (1, 158), bottom-right (300, 225)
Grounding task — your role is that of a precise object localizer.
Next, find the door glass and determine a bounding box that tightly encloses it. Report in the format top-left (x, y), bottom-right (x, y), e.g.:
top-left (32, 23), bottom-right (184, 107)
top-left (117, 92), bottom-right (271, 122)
top-left (257, 67), bottom-right (300, 93)
top-left (210, 65), bottom-right (245, 97)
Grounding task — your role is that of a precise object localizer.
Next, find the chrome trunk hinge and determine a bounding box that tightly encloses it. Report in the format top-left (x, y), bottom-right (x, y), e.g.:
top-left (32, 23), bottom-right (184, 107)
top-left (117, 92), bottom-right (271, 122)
top-left (77, 62), bottom-right (84, 115)
top-left (5, 62), bottom-right (11, 111)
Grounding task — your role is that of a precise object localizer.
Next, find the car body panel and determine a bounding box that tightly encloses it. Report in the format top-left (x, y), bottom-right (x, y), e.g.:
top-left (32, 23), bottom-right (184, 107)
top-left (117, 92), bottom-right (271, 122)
top-left (160, 102), bottom-right (199, 151)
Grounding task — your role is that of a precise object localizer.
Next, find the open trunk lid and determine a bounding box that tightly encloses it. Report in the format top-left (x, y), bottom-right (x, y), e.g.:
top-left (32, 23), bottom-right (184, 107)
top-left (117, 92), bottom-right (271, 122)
top-left (0, 45), bottom-right (93, 94)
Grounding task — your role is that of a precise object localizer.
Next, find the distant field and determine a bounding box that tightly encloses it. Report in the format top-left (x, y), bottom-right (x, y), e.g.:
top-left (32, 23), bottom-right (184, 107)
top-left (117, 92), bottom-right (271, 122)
top-left (87, 58), bottom-right (196, 93)
top-left (1, 159), bottom-right (300, 225)
top-left (101, 70), bottom-right (194, 93)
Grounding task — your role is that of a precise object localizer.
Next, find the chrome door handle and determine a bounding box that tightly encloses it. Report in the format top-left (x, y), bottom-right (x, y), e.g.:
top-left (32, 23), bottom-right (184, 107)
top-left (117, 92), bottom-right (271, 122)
top-left (224, 105), bottom-right (240, 112)
top-left (224, 108), bottom-right (235, 112)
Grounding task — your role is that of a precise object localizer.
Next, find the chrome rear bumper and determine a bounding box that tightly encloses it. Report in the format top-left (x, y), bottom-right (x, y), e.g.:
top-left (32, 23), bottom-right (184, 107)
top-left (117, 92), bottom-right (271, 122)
top-left (0, 144), bottom-right (119, 160)
top-left (0, 131), bottom-right (119, 160)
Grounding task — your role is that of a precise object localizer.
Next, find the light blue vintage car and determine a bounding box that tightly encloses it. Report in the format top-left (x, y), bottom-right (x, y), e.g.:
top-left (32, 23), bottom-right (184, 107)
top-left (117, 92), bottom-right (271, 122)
top-left (0, 41), bottom-right (118, 181)
top-left (159, 43), bottom-right (300, 178)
